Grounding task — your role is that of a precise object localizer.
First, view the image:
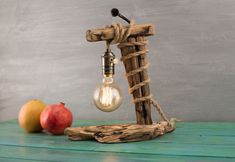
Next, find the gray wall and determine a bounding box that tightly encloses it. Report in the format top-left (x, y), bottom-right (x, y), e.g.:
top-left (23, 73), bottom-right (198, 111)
top-left (0, 0), bottom-right (235, 122)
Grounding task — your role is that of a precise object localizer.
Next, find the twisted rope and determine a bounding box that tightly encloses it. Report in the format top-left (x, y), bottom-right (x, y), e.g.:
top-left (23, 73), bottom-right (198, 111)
top-left (106, 20), bottom-right (170, 123)
top-left (106, 21), bottom-right (134, 50)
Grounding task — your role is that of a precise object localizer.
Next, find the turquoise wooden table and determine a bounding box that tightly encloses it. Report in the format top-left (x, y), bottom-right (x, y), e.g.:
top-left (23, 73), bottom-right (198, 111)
top-left (0, 120), bottom-right (235, 162)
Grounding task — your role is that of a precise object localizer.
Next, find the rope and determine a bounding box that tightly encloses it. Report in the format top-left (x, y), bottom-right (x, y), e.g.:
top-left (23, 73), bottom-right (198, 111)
top-left (118, 41), bottom-right (149, 48)
top-left (125, 63), bottom-right (149, 78)
top-left (106, 20), bottom-right (170, 124)
top-left (120, 49), bottom-right (149, 61)
top-left (150, 99), bottom-right (170, 123)
top-left (106, 21), bottom-right (135, 46)
top-left (129, 78), bottom-right (150, 94)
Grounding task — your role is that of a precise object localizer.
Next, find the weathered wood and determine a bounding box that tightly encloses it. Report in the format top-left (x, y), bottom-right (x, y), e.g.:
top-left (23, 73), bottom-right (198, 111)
top-left (120, 37), bottom-right (145, 124)
top-left (119, 37), bottom-right (152, 124)
top-left (86, 24), bottom-right (155, 42)
top-left (136, 36), bottom-right (153, 123)
top-left (64, 121), bottom-right (175, 143)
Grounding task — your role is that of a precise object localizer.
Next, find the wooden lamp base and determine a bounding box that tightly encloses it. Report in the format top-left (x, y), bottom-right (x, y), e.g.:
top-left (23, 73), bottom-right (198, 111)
top-left (65, 120), bottom-right (175, 143)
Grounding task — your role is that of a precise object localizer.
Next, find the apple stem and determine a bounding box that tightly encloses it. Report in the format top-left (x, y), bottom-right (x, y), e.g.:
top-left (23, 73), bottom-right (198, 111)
top-left (60, 102), bottom-right (65, 106)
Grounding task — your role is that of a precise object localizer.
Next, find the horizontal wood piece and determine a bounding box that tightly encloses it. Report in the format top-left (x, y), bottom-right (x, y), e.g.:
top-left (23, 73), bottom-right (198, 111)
top-left (86, 24), bottom-right (155, 42)
top-left (0, 119), bottom-right (235, 161)
top-left (64, 121), bottom-right (175, 143)
top-left (1, 145), bottom-right (235, 162)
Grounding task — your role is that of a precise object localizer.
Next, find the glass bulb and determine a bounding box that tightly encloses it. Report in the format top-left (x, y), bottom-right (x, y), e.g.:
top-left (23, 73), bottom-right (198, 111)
top-left (93, 77), bottom-right (122, 112)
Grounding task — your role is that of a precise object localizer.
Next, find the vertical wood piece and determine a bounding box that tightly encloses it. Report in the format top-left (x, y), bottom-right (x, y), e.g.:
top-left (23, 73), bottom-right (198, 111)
top-left (136, 36), bottom-right (152, 124)
top-left (120, 37), bottom-right (153, 124)
top-left (120, 37), bottom-right (145, 124)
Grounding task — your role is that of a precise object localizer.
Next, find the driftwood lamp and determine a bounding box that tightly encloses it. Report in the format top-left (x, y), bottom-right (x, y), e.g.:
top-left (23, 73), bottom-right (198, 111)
top-left (65, 9), bottom-right (176, 143)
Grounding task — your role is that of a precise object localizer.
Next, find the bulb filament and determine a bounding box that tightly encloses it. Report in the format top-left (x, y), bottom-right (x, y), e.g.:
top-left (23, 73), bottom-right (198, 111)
top-left (100, 86), bottom-right (112, 106)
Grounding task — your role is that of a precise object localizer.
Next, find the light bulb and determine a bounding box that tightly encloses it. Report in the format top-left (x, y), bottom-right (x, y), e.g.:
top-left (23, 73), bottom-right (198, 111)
top-left (93, 77), bottom-right (122, 112)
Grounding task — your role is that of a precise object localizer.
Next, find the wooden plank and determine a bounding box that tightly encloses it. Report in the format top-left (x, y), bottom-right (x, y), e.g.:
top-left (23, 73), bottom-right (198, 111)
top-left (174, 122), bottom-right (235, 136)
top-left (0, 157), bottom-right (43, 162)
top-left (1, 121), bottom-right (235, 146)
top-left (1, 133), bottom-right (235, 146)
top-left (86, 24), bottom-right (155, 42)
top-left (1, 145), bottom-right (235, 162)
top-left (0, 136), bottom-right (234, 158)
top-left (1, 120), bottom-right (235, 145)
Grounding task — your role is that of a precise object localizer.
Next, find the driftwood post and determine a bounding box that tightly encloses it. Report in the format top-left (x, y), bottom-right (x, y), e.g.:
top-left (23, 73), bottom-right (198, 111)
top-left (120, 38), bottom-right (145, 124)
top-left (64, 23), bottom-right (175, 143)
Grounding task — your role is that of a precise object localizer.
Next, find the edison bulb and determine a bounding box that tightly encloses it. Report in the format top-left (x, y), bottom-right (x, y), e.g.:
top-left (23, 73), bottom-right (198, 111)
top-left (93, 77), bottom-right (122, 112)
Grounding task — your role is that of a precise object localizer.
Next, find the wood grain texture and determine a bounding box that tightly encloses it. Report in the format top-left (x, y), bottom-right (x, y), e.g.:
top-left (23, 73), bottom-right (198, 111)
top-left (64, 121), bottom-right (174, 143)
top-left (0, 120), bottom-right (235, 161)
top-left (1, 146), bottom-right (235, 162)
top-left (86, 24), bottom-right (155, 42)
top-left (120, 38), bottom-right (145, 124)
top-left (136, 36), bottom-right (152, 122)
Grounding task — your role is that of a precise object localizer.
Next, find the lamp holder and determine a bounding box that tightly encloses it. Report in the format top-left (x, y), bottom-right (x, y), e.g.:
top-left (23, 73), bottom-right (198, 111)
top-left (102, 48), bottom-right (116, 77)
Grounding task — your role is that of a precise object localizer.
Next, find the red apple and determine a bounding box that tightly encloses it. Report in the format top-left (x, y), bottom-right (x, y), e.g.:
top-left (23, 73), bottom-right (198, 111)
top-left (40, 102), bottom-right (73, 135)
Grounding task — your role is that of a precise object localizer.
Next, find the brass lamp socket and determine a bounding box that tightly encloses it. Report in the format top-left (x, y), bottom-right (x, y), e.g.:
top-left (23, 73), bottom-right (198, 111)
top-left (102, 49), bottom-right (116, 77)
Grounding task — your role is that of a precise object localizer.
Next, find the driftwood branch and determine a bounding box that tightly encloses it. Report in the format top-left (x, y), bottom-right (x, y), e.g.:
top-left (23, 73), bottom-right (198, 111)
top-left (86, 23), bottom-right (155, 42)
top-left (120, 37), bottom-right (146, 124)
top-left (64, 121), bottom-right (175, 143)
top-left (136, 36), bottom-right (152, 123)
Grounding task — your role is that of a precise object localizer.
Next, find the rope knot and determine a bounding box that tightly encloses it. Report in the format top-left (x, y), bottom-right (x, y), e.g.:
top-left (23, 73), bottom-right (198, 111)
top-left (106, 20), bottom-right (134, 46)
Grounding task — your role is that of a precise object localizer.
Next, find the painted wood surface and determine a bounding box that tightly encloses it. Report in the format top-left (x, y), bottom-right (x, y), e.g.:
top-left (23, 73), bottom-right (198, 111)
top-left (0, 120), bottom-right (235, 161)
